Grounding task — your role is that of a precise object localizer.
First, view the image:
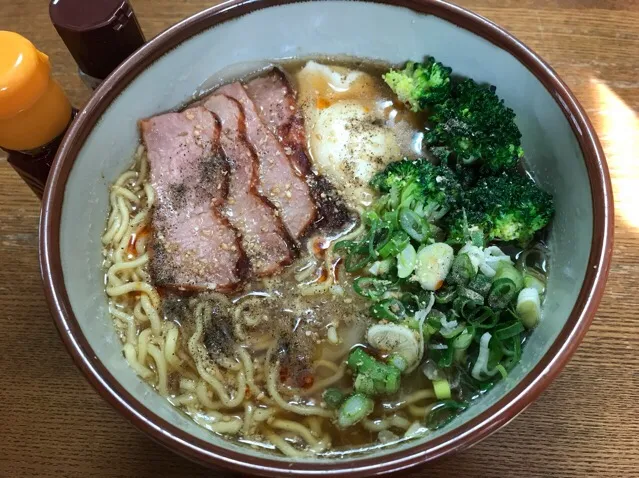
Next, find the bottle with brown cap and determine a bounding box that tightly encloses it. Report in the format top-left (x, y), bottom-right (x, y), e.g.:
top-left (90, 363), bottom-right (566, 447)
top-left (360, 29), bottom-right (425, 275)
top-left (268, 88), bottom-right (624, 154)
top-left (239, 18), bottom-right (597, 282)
top-left (0, 31), bottom-right (76, 197)
top-left (50, 0), bottom-right (145, 89)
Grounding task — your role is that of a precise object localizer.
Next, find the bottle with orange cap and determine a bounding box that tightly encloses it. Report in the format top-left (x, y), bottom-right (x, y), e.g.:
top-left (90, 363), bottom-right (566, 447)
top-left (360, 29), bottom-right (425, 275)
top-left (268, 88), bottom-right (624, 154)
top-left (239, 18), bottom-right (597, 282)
top-left (0, 31), bottom-right (76, 197)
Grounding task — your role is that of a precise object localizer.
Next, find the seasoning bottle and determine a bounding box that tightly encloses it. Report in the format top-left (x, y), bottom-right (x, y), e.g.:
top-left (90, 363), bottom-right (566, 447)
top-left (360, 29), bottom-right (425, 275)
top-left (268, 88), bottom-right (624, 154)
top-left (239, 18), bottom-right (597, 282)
top-left (0, 31), bottom-right (77, 198)
top-left (50, 0), bottom-right (145, 90)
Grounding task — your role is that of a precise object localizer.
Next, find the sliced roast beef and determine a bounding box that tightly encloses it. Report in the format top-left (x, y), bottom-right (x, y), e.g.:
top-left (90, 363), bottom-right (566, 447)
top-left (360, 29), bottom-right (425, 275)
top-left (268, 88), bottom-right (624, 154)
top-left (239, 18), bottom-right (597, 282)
top-left (140, 106), bottom-right (245, 291)
top-left (202, 95), bottom-right (294, 276)
top-left (214, 82), bottom-right (316, 239)
top-left (246, 69), bottom-right (354, 232)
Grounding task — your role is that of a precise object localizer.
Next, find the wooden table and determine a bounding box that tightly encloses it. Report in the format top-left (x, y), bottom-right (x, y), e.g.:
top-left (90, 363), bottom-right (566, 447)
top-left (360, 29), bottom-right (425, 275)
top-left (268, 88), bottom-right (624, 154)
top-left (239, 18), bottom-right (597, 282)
top-left (1, 1), bottom-right (637, 476)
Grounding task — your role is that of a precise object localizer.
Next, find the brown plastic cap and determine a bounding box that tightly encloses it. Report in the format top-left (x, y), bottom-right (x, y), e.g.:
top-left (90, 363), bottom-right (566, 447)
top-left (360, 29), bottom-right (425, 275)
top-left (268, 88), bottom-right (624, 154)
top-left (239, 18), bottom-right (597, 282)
top-left (50, 0), bottom-right (145, 80)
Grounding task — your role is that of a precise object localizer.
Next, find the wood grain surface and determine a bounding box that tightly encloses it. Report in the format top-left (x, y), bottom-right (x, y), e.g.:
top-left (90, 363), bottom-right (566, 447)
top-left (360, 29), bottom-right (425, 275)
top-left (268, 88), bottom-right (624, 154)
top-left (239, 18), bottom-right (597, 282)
top-left (1, 1), bottom-right (638, 476)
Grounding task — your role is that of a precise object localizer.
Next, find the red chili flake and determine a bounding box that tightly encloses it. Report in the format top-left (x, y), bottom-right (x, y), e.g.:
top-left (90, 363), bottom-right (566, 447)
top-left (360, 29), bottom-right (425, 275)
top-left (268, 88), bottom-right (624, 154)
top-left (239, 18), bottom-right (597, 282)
top-left (279, 366), bottom-right (289, 383)
top-left (245, 385), bottom-right (251, 399)
top-left (298, 372), bottom-right (315, 389)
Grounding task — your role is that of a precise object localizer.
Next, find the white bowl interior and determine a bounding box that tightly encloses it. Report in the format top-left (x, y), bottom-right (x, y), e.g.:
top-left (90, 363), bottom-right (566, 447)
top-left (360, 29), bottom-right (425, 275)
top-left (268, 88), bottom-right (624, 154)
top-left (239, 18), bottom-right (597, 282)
top-left (59, 0), bottom-right (592, 463)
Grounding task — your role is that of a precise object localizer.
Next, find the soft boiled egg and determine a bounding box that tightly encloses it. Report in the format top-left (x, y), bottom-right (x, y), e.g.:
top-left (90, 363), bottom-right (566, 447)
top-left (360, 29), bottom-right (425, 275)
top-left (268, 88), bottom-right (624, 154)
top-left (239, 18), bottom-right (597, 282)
top-left (296, 61), bottom-right (420, 208)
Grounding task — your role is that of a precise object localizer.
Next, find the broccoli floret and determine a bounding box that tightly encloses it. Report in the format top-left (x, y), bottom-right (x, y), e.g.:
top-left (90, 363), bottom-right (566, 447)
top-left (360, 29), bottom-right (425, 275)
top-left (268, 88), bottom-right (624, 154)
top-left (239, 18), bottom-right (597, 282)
top-left (370, 158), bottom-right (462, 221)
top-left (426, 79), bottom-right (524, 174)
top-left (446, 172), bottom-right (554, 245)
top-left (383, 58), bottom-right (452, 112)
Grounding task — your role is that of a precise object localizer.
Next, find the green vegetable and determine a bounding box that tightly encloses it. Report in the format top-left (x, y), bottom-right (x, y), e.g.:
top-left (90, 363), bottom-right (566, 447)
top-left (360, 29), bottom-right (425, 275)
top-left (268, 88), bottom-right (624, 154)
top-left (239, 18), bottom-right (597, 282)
top-left (426, 400), bottom-right (467, 430)
top-left (466, 306), bottom-right (500, 329)
top-left (493, 262), bottom-right (524, 291)
top-left (439, 321), bottom-right (466, 339)
top-left (370, 298), bottom-right (406, 322)
top-left (368, 221), bottom-right (393, 259)
top-left (432, 379), bottom-right (452, 400)
top-left (516, 287), bottom-right (542, 329)
top-left (523, 272), bottom-right (546, 295)
top-left (468, 273), bottom-right (492, 297)
top-left (452, 326), bottom-right (475, 349)
top-left (425, 78), bottom-right (524, 175)
top-left (368, 258), bottom-right (394, 276)
top-left (456, 286), bottom-right (484, 304)
top-left (429, 340), bottom-right (454, 368)
top-left (370, 158), bottom-right (463, 224)
top-left (446, 172), bottom-right (554, 245)
top-left (435, 285), bottom-right (457, 304)
top-left (487, 278), bottom-right (518, 309)
top-left (353, 277), bottom-right (392, 299)
top-left (397, 243), bottom-right (417, 279)
top-left (495, 320), bottom-right (525, 340)
top-left (382, 58), bottom-right (452, 112)
top-left (337, 393), bottom-right (375, 428)
top-left (322, 388), bottom-right (346, 409)
top-left (388, 353), bottom-right (408, 372)
top-left (378, 230), bottom-right (410, 259)
top-left (399, 208), bottom-right (429, 242)
top-left (447, 253), bottom-right (476, 286)
top-left (348, 348), bottom-right (401, 396)
top-left (344, 242), bottom-right (373, 272)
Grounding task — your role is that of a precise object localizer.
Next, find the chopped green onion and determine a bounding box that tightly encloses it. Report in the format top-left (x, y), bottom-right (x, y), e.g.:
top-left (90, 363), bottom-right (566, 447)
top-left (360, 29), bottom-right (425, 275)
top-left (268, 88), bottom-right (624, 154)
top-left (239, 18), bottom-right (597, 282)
top-left (471, 332), bottom-right (500, 380)
top-left (337, 394), bottom-right (375, 428)
top-left (429, 339), bottom-right (454, 368)
top-left (399, 208), bottom-right (429, 242)
top-left (397, 243), bottom-right (417, 278)
top-left (447, 253), bottom-right (475, 286)
top-left (353, 277), bottom-right (392, 299)
top-left (452, 326), bottom-right (475, 349)
top-left (345, 243), bottom-right (373, 272)
top-left (370, 298), bottom-right (406, 322)
top-left (495, 321), bottom-right (525, 340)
top-left (487, 278), bottom-right (518, 309)
top-left (499, 336), bottom-right (522, 370)
top-left (348, 348), bottom-right (401, 396)
top-left (368, 258), bottom-right (394, 276)
top-left (322, 388), bottom-right (346, 409)
top-left (388, 353), bottom-right (408, 372)
top-left (378, 230), bottom-right (410, 259)
top-left (493, 262), bottom-right (524, 291)
top-left (523, 273), bottom-right (546, 295)
top-left (516, 287), bottom-right (541, 329)
top-left (400, 293), bottom-right (421, 314)
top-left (456, 286), bottom-right (485, 304)
top-left (468, 273), bottom-right (492, 297)
top-left (333, 239), bottom-right (356, 253)
top-left (466, 306), bottom-right (499, 329)
top-left (439, 322), bottom-right (466, 339)
top-left (368, 221), bottom-right (393, 259)
top-left (435, 285), bottom-right (457, 304)
top-left (426, 400), bottom-right (467, 430)
top-left (495, 364), bottom-right (508, 379)
top-left (432, 379), bottom-right (452, 400)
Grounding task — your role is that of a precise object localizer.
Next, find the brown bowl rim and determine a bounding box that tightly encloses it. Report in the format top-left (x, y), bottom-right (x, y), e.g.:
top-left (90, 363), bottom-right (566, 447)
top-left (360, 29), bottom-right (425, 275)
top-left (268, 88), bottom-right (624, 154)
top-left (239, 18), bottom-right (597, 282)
top-left (39, 0), bottom-right (614, 476)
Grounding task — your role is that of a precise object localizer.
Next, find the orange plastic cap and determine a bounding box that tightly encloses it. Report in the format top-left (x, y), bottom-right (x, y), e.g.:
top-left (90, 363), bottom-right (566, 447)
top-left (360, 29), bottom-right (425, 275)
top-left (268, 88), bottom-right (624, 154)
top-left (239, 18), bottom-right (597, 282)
top-left (0, 31), bottom-right (52, 119)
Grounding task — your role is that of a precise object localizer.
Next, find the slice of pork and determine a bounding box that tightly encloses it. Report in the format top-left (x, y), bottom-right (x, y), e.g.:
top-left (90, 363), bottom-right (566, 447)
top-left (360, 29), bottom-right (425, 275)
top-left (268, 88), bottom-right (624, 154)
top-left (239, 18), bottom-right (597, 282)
top-left (140, 106), bottom-right (245, 291)
top-left (202, 95), bottom-right (294, 276)
top-left (215, 82), bottom-right (316, 239)
top-left (246, 69), bottom-right (354, 232)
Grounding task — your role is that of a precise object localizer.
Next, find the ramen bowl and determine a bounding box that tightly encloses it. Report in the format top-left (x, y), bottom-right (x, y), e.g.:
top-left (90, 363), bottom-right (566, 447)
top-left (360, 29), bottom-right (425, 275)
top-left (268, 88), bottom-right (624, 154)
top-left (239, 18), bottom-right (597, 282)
top-left (40, 0), bottom-right (613, 475)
